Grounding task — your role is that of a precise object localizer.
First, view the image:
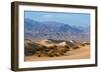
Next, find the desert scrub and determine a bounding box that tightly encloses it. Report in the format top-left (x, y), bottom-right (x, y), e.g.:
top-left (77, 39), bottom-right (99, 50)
top-left (24, 42), bottom-right (42, 56)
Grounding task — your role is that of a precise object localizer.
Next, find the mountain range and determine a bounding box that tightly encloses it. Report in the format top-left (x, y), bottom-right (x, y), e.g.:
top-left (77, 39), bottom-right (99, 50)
top-left (24, 18), bottom-right (90, 42)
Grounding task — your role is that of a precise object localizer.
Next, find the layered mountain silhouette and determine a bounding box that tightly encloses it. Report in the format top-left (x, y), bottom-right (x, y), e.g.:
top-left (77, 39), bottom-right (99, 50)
top-left (24, 18), bottom-right (90, 42)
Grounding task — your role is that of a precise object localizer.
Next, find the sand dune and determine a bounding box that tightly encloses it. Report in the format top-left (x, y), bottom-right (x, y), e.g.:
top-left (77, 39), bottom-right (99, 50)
top-left (25, 45), bottom-right (90, 61)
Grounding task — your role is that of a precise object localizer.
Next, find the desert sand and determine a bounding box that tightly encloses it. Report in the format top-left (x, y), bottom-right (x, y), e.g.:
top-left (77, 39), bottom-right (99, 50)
top-left (25, 45), bottom-right (90, 61)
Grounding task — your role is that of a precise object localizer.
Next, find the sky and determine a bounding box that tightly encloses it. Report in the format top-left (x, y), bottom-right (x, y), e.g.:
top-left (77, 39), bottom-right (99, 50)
top-left (24, 11), bottom-right (90, 27)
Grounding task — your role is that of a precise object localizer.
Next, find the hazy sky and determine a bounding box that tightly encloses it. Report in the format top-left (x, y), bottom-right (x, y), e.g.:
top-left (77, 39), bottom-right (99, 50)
top-left (24, 11), bottom-right (90, 27)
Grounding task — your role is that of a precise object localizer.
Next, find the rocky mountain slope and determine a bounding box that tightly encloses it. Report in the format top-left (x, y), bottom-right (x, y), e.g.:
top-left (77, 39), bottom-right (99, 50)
top-left (24, 18), bottom-right (90, 42)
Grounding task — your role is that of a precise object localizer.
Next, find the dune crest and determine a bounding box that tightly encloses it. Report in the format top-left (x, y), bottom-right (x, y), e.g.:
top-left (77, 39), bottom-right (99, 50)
top-left (24, 39), bottom-right (90, 61)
